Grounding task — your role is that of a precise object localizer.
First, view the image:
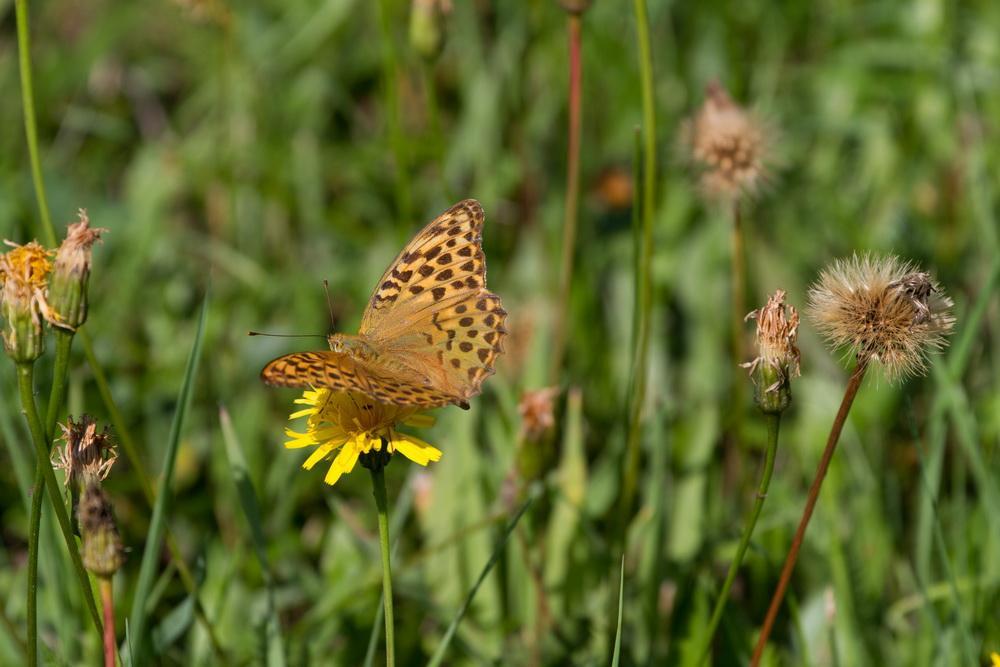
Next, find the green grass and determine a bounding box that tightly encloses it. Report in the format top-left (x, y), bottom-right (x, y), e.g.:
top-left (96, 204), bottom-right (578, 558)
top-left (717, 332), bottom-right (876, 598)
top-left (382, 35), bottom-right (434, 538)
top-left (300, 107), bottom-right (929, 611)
top-left (1, 0), bottom-right (999, 664)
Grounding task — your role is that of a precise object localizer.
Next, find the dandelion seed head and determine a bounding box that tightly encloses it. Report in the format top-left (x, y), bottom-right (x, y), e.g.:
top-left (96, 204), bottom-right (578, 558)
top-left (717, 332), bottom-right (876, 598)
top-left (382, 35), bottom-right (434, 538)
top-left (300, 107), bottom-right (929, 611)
top-left (807, 254), bottom-right (955, 381)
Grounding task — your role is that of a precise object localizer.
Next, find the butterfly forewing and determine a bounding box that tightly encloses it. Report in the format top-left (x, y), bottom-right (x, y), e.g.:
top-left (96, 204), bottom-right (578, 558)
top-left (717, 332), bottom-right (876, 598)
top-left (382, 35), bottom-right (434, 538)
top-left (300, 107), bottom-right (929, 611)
top-left (261, 199), bottom-right (506, 409)
top-left (261, 351), bottom-right (463, 407)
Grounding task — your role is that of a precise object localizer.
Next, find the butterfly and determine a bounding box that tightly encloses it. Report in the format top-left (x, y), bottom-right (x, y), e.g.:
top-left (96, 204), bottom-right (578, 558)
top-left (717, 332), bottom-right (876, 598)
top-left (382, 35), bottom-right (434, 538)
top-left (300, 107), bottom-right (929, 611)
top-left (260, 200), bottom-right (507, 409)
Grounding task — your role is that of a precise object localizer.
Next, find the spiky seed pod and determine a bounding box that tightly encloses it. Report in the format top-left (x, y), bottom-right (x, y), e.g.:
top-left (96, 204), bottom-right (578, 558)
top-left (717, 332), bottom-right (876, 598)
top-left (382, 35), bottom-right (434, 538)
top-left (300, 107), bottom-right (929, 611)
top-left (681, 81), bottom-right (773, 201)
top-left (48, 210), bottom-right (107, 331)
top-left (0, 241), bottom-right (56, 362)
top-left (743, 290), bottom-right (800, 414)
top-left (78, 483), bottom-right (125, 578)
top-left (807, 254), bottom-right (955, 381)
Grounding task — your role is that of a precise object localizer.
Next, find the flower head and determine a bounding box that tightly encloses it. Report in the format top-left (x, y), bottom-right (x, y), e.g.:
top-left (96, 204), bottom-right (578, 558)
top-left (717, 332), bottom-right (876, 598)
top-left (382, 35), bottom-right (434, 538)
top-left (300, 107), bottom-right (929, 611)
top-left (53, 415), bottom-right (118, 486)
top-left (681, 81), bottom-right (773, 201)
top-left (0, 240), bottom-right (57, 362)
top-left (743, 290), bottom-right (800, 413)
top-left (49, 209), bottom-right (107, 331)
top-left (807, 254), bottom-right (955, 381)
top-left (285, 389), bottom-right (441, 485)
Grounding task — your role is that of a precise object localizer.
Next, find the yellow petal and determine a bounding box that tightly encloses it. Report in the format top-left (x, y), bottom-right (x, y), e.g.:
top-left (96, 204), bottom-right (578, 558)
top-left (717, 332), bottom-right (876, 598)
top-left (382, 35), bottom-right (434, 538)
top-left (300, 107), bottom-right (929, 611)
top-left (302, 442), bottom-right (338, 469)
top-left (393, 433), bottom-right (442, 467)
top-left (325, 439), bottom-right (360, 485)
top-left (289, 407), bottom-right (317, 420)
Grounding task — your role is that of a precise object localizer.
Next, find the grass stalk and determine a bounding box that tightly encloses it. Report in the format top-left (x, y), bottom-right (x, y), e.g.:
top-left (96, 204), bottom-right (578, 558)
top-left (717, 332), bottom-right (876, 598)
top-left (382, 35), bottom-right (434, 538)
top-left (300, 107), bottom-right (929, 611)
top-left (729, 201), bottom-right (746, 443)
top-left (750, 361), bottom-right (868, 665)
top-left (100, 578), bottom-right (116, 667)
top-left (14, 0), bottom-right (56, 248)
top-left (701, 412), bottom-right (780, 664)
top-left (26, 465), bottom-right (44, 667)
top-left (548, 11), bottom-right (583, 383)
top-left (370, 467), bottom-right (395, 667)
top-left (620, 0), bottom-right (657, 533)
top-left (16, 363), bottom-right (103, 633)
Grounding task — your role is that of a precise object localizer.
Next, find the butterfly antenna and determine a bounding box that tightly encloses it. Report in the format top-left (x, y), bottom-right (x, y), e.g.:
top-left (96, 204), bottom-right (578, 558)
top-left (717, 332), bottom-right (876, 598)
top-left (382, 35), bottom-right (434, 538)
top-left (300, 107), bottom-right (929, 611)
top-left (248, 331), bottom-right (327, 339)
top-left (323, 280), bottom-right (336, 330)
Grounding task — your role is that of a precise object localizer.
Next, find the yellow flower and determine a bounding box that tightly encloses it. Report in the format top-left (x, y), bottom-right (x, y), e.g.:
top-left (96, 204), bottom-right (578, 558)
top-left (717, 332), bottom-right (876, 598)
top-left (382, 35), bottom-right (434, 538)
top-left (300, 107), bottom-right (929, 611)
top-left (0, 240), bottom-right (57, 362)
top-left (991, 651), bottom-right (1000, 667)
top-left (284, 389), bottom-right (441, 486)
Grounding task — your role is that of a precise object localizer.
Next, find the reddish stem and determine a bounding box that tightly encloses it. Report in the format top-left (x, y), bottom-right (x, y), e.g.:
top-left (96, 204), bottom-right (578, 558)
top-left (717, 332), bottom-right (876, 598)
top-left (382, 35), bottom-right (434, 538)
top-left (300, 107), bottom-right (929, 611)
top-left (100, 578), bottom-right (116, 667)
top-left (549, 13), bottom-right (583, 383)
top-left (750, 360), bottom-right (868, 665)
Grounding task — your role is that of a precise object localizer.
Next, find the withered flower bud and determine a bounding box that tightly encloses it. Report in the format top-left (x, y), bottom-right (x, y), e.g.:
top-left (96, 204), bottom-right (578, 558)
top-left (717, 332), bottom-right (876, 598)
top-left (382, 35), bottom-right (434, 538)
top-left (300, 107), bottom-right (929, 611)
top-left (742, 290), bottom-right (800, 414)
top-left (516, 387), bottom-right (560, 482)
top-left (48, 210), bottom-right (107, 331)
top-left (78, 482), bottom-right (125, 578)
top-left (52, 415), bottom-right (118, 487)
top-left (0, 241), bottom-right (56, 362)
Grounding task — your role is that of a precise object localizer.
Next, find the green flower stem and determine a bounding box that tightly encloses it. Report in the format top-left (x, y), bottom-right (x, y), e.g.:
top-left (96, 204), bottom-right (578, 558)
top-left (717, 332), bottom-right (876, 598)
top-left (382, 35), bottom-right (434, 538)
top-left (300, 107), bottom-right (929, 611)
top-left (45, 330), bottom-right (74, 440)
top-left (700, 412), bottom-right (780, 664)
top-left (14, 0), bottom-right (56, 248)
top-left (729, 201), bottom-right (746, 444)
top-left (26, 464), bottom-right (44, 667)
top-left (16, 363), bottom-right (102, 633)
top-left (370, 468), bottom-right (395, 667)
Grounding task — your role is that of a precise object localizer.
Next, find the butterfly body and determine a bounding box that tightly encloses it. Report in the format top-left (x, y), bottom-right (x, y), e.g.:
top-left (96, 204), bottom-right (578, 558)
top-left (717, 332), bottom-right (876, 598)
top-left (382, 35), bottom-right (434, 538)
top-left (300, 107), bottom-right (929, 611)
top-left (261, 200), bottom-right (506, 409)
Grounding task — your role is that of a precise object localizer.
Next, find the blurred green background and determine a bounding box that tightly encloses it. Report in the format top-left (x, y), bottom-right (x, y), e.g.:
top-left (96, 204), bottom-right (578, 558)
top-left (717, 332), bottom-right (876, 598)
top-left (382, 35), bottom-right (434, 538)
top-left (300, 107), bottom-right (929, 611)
top-left (1, 0), bottom-right (999, 664)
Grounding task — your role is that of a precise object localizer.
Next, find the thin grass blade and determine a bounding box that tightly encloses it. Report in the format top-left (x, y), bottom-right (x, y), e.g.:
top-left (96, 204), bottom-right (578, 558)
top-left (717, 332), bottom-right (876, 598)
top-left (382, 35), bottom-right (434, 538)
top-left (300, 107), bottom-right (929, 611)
top-left (219, 405), bottom-right (287, 667)
top-left (126, 294), bottom-right (209, 660)
top-left (426, 489), bottom-right (537, 667)
top-left (611, 555), bottom-right (625, 667)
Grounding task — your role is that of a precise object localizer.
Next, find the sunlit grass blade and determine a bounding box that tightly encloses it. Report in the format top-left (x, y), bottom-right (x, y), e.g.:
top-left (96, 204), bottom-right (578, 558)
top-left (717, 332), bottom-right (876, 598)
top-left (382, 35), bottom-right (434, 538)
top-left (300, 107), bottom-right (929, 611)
top-left (611, 555), bottom-right (625, 667)
top-left (219, 405), bottom-right (287, 667)
top-left (425, 489), bottom-right (537, 667)
top-left (127, 294), bottom-right (208, 660)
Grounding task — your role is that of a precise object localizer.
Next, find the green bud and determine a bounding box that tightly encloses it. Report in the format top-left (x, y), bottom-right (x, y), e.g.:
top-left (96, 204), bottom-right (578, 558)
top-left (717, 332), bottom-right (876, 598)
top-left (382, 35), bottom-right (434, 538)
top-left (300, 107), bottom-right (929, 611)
top-left (409, 0), bottom-right (450, 60)
top-left (78, 483), bottom-right (125, 578)
top-left (753, 362), bottom-right (791, 415)
top-left (48, 210), bottom-right (106, 331)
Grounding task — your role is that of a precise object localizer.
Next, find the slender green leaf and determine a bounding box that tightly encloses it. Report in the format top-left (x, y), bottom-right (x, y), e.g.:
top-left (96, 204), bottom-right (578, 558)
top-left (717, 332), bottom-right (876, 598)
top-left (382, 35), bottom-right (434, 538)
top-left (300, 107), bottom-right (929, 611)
top-left (219, 404), bottom-right (287, 667)
top-left (126, 295), bottom-right (209, 661)
top-left (426, 489), bottom-right (537, 667)
top-left (611, 556), bottom-right (625, 667)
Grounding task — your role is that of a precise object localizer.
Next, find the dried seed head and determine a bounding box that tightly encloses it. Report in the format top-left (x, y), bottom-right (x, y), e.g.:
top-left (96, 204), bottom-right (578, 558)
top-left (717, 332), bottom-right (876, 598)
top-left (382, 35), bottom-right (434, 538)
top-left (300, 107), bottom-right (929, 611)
top-left (807, 254), bottom-right (955, 381)
top-left (743, 290), bottom-right (800, 413)
top-left (0, 241), bottom-right (56, 362)
top-left (681, 81), bottom-right (773, 201)
top-left (78, 482), bottom-right (125, 578)
top-left (49, 209), bottom-right (107, 331)
top-left (53, 415), bottom-right (118, 487)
